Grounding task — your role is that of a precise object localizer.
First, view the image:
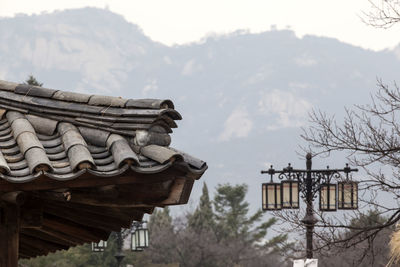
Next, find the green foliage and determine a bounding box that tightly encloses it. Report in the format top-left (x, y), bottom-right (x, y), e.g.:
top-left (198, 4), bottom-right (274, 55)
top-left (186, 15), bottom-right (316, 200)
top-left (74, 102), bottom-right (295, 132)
top-left (188, 182), bottom-right (214, 232)
top-left (24, 75), bottom-right (43, 87)
top-left (349, 209), bottom-right (386, 229)
top-left (148, 206), bottom-right (173, 232)
top-left (20, 234), bottom-right (122, 267)
top-left (213, 183), bottom-right (285, 247)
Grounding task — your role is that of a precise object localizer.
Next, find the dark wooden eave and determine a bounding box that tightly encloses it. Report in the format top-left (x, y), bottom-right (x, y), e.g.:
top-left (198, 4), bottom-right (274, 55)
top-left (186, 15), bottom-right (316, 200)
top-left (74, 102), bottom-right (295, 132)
top-left (0, 80), bottom-right (207, 264)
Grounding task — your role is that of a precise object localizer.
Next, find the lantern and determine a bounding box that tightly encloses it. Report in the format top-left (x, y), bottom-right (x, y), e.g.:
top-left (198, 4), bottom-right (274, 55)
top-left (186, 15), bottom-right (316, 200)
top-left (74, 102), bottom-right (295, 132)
top-left (131, 233), bottom-right (144, 252)
top-left (281, 180), bottom-right (300, 209)
top-left (262, 183), bottom-right (282, 210)
top-left (338, 182), bottom-right (358, 209)
top-left (320, 184), bottom-right (337, 211)
top-left (91, 240), bottom-right (107, 252)
top-left (131, 222), bottom-right (149, 251)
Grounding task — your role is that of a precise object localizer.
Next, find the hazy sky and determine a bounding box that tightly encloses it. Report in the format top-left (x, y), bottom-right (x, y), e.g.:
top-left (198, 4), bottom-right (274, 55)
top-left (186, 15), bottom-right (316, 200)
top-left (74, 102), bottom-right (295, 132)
top-left (1, 0), bottom-right (400, 51)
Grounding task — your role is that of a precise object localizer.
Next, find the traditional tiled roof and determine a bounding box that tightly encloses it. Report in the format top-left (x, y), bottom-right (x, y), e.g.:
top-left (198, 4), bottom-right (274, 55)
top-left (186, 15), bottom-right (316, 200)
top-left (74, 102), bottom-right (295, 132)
top-left (0, 80), bottom-right (207, 259)
top-left (0, 80), bottom-right (207, 183)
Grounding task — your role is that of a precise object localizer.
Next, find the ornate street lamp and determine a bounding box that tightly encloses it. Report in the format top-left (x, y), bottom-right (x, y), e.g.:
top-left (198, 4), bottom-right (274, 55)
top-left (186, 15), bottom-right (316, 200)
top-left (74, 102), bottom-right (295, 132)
top-left (91, 221), bottom-right (149, 267)
top-left (131, 221), bottom-right (149, 251)
top-left (261, 153), bottom-right (358, 259)
top-left (91, 240), bottom-right (107, 252)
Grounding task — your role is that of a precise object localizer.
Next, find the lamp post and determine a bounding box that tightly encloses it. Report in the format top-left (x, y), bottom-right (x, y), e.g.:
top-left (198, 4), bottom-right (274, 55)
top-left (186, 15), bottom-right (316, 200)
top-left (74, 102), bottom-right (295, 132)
top-left (91, 221), bottom-right (149, 266)
top-left (261, 153), bottom-right (358, 259)
top-left (115, 231), bottom-right (125, 267)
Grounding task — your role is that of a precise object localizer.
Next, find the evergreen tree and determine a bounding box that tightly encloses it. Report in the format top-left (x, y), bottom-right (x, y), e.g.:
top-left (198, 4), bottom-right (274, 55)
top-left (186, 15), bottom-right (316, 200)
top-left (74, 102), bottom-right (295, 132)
top-left (212, 183), bottom-right (287, 266)
top-left (19, 233), bottom-right (120, 267)
top-left (148, 206), bottom-right (173, 232)
top-left (213, 183), bottom-right (282, 243)
top-left (144, 207), bottom-right (178, 264)
top-left (24, 75), bottom-right (43, 86)
top-left (188, 182), bottom-right (214, 232)
top-left (318, 210), bottom-right (391, 266)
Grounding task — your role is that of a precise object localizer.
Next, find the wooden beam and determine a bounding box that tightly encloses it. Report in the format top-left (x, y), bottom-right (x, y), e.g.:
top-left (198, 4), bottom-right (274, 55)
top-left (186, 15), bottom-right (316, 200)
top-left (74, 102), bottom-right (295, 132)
top-left (1, 191), bottom-right (25, 205)
top-left (67, 193), bottom-right (163, 207)
top-left (19, 244), bottom-right (39, 259)
top-left (50, 201), bottom-right (145, 222)
top-left (0, 168), bottom-right (183, 192)
top-left (21, 228), bottom-right (77, 247)
top-left (21, 199), bottom-right (43, 229)
top-left (178, 177), bottom-right (195, 204)
top-left (36, 190), bottom-right (154, 208)
top-left (20, 233), bottom-right (69, 253)
top-left (160, 177), bottom-right (188, 205)
top-left (38, 226), bottom-right (85, 246)
top-left (18, 252), bottom-right (31, 260)
top-left (0, 203), bottom-right (20, 267)
top-left (19, 242), bottom-right (48, 258)
top-left (43, 203), bottom-right (131, 231)
top-left (34, 180), bottom-right (173, 208)
top-left (92, 185), bottom-right (119, 199)
top-left (42, 213), bottom-right (110, 242)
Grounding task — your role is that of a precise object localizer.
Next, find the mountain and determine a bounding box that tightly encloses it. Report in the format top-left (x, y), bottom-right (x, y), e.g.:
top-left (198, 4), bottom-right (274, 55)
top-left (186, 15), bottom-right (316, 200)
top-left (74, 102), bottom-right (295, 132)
top-left (1, 7), bottom-right (400, 214)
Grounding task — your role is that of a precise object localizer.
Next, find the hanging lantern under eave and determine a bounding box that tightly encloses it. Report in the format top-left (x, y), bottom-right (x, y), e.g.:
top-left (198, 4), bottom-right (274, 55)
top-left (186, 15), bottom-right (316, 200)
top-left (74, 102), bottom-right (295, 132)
top-left (262, 183), bottom-right (282, 210)
top-left (338, 182), bottom-right (358, 209)
top-left (320, 184), bottom-right (337, 211)
top-left (135, 224), bottom-right (149, 249)
top-left (91, 240), bottom-right (107, 252)
top-left (281, 180), bottom-right (300, 209)
top-left (131, 231), bottom-right (144, 252)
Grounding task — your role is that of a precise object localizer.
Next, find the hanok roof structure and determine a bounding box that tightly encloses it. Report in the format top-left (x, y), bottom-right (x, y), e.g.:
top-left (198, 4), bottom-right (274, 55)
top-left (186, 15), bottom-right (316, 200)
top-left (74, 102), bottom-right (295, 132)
top-left (0, 80), bottom-right (207, 265)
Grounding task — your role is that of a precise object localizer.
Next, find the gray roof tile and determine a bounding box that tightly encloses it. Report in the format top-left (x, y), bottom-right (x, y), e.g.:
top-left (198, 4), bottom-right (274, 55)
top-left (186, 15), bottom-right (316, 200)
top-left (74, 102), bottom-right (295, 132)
top-left (0, 80), bottom-right (206, 183)
top-left (15, 84), bottom-right (57, 98)
top-left (53, 91), bottom-right (91, 103)
top-left (88, 95), bottom-right (127, 107)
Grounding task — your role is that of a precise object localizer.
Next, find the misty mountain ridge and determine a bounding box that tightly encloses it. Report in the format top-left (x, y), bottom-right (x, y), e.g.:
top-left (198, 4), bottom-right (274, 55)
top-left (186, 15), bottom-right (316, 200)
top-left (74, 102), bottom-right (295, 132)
top-left (1, 7), bottom-right (399, 212)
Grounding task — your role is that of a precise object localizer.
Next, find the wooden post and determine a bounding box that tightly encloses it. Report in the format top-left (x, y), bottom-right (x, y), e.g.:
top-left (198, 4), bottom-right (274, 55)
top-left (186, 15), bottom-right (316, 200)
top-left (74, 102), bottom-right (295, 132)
top-left (0, 203), bottom-right (21, 267)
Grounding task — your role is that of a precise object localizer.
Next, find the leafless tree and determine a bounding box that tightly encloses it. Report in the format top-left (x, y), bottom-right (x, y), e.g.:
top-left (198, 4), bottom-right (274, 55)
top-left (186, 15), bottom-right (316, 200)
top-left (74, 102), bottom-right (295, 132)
top-left (363, 0), bottom-right (400, 28)
top-left (290, 80), bottom-right (400, 263)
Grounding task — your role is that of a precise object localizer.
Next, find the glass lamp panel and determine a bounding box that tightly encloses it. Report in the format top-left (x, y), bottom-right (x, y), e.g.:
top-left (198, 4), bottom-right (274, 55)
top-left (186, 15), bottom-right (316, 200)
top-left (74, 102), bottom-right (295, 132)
top-left (135, 230), bottom-right (140, 247)
top-left (267, 184), bottom-right (276, 209)
top-left (344, 183), bottom-right (352, 208)
top-left (144, 228), bottom-right (149, 247)
top-left (276, 184), bottom-right (281, 209)
top-left (338, 182), bottom-right (358, 209)
top-left (139, 229), bottom-right (146, 248)
top-left (338, 183), bottom-right (343, 208)
top-left (282, 181), bottom-right (291, 208)
top-left (262, 184), bottom-right (267, 210)
top-left (291, 181), bottom-right (299, 208)
top-left (131, 232), bottom-right (136, 250)
top-left (282, 181), bottom-right (299, 209)
top-left (328, 184), bottom-right (337, 211)
top-left (320, 184), bottom-right (336, 211)
top-left (320, 185), bottom-right (328, 210)
top-left (131, 231), bottom-right (143, 252)
top-left (262, 183), bottom-right (281, 210)
top-left (353, 183), bottom-right (358, 209)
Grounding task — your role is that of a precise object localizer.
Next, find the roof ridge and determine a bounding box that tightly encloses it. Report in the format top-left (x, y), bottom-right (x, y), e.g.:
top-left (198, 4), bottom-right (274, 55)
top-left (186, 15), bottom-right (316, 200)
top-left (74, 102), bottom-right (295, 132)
top-left (0, 80), bottom-right (181, 135)
top-left (0, 80), bottom-right (174, 110)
